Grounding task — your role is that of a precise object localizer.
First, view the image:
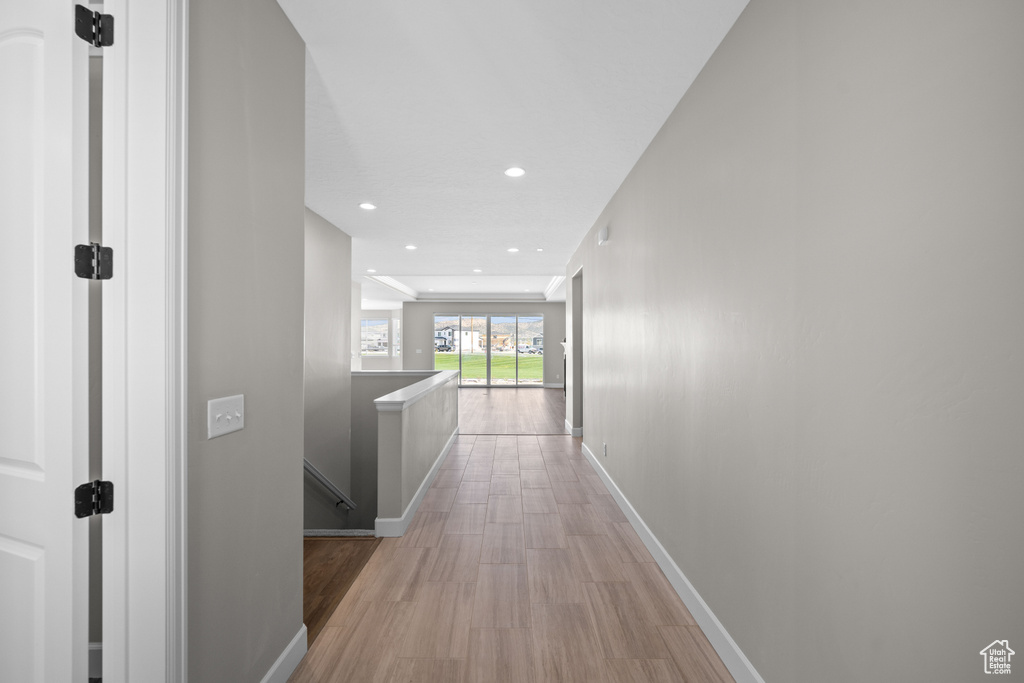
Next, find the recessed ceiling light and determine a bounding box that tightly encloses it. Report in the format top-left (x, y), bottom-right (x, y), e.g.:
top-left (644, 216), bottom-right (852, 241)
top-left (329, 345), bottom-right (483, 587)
top-left (473, 269), bottom-right (482, 273)
top-left (507, 248), bottom-right (519, 253)
top-left (405, 245), bottom-right (417, 250)
top-left (366, 268), bottom-right (376, 273)
top-left (524, 289), bottom-right (530, 292)
top-left (359, 202), bottom-right (376, 210)
top-left (536, 248), bottom-right (543, 252)
top-left (504, 167), bottom-right (525, 178)
top-left (428, 288), bottom-right (434, 292)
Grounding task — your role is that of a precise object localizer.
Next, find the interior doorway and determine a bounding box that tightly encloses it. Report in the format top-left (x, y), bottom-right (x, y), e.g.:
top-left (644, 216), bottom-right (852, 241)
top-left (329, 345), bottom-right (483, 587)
top-left (571, 269), bottom-right (583, 435)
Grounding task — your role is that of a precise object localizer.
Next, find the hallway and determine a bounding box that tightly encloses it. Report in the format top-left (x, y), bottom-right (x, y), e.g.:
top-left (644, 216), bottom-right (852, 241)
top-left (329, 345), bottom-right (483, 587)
top-left (458, 388), bottom-right (567, 435)
top-left (290, 433), bottom-right (733, 682)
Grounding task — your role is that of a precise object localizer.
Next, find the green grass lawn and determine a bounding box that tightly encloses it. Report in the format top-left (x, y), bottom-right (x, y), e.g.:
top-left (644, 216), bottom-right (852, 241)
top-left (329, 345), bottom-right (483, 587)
top-left (434, 352), bottom-right (543, 382)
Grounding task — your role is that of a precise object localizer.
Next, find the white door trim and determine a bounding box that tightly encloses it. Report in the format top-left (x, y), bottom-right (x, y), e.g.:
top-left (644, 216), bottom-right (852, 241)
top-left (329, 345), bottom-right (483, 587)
top-left (101, 0), bottom-right (187, 680)
top-left (166, 1), bottom-right (189, 679)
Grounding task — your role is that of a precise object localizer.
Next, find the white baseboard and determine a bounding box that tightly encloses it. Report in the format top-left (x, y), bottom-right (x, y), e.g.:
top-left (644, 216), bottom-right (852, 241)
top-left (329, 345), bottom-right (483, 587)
top-left (89, 642), bottom-right (102, 678)
top-left (543, 383), bottom-right (565, 389)
top-left (303, 529), bottom-right (375, 537)
top-left (375, 427), bottom-right (459, 537)
top-left (564, 419), bottom-right (582, 437)
top-left (580, 443), bottom-right (764, 683)
top-left (260, 624), bottom-right (307, 683)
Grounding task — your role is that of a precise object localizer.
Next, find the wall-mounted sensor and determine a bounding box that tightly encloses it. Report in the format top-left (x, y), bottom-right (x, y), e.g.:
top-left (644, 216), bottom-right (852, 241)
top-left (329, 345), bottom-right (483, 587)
top-left (597, 225), bottom-right (610, 246)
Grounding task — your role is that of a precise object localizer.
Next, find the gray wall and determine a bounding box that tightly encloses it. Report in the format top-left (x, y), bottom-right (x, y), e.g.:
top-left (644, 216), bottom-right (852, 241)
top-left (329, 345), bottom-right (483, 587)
top-left (349, 372), bottom-right (433, 529)
top-left (303, 208), bottom-right (353, 530)
top-left (402, 301), bottom-right (566, 385)
top-left (350, 282), bottom-right (362, 371)
top-left (390, 374), bottom-right (459, 517)
top-left (187, 0), bottom-right (305, 680)
top-left (565, 1), bottom-right (1024, 682)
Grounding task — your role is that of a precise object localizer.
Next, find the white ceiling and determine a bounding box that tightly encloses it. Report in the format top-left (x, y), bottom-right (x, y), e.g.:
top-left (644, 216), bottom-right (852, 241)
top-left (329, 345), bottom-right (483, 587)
top-left (277, 0), bottom-right (748, 309)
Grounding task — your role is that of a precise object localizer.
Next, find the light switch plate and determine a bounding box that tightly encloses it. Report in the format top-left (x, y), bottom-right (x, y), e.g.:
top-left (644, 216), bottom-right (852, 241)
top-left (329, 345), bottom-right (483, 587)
top-left (208, 394), bottom-right (245, 439)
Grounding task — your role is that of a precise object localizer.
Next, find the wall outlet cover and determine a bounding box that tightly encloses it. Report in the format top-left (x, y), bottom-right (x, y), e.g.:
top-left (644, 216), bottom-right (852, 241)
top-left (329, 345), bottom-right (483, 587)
top-left (208, 394), bottom-right (245, 439)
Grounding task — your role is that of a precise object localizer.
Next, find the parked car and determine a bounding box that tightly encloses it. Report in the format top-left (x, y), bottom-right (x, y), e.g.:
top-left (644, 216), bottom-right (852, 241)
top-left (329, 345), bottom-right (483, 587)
top-left (436, 344), bottom-right (452, 352)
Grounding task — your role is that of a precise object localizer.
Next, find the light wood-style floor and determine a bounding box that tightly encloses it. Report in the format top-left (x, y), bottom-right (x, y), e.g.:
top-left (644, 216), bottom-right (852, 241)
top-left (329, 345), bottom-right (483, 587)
top-left (289, 435), bottom-right (734, 683)
top-left (303, 537), bottom-right (382, 647)
top-left (459, 388), bottom-right (566, 435)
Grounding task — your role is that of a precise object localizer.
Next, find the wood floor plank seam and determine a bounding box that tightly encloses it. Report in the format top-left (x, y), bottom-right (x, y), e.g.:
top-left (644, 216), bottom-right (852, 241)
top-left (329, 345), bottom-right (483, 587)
top-left (293, 392), bottom-right (734, 682)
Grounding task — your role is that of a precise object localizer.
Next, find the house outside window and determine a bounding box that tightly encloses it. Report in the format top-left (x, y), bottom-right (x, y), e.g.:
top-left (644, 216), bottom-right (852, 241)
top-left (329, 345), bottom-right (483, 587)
top-left (361, 316), bottom-right (401, 357)
top-left (360, 318), bottom-right (388, 356)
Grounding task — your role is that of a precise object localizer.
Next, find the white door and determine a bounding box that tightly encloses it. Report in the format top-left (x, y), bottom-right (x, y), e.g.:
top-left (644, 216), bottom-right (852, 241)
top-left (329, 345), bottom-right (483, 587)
top-left (0, 1), bottom-right (90, 681)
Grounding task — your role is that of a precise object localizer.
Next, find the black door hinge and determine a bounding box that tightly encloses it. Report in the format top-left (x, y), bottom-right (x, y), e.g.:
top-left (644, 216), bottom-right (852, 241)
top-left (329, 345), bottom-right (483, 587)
top-left (75, 480), bottom-right (114, 518)
top-left (75, 5), bottom-right (114, 47)
top-left (75, 243), bottom-right (113, 280)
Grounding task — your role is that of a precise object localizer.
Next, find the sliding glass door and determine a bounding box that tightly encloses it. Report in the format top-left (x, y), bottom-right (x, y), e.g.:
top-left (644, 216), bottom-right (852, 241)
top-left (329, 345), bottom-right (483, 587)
top-left (490, 316), bottom-right (517, 385)
top-left (459, 316), bottom-right (487, 384)
top-left (516, 315), bottom-right (544, 385)
top-left (434, 314), bottom-right (544, 386)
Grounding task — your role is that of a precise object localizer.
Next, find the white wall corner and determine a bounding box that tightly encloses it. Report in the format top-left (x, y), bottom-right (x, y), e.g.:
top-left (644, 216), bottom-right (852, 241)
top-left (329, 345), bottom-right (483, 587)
top-left (580, 443), bottom-right (765, 683)
top-left (564, 419), bottom-right (582, 437)
top-left (260, 624), bottom-right (307, 683)
top-left (375, 427), bottom-right (459, 537)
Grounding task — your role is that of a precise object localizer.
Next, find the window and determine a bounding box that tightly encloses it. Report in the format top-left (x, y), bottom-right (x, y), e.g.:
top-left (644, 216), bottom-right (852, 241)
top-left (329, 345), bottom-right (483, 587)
top-left (434, 315), bottom-right (458, 358)
top-left (360, 318), bottom-right (388, 356)
top-left (393, 318), bottom-right (401, 357)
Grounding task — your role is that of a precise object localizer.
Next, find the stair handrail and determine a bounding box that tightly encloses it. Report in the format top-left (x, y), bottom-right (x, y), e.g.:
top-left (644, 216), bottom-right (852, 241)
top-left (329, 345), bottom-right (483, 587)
top-left (303, 458), bottom-right (357, 511)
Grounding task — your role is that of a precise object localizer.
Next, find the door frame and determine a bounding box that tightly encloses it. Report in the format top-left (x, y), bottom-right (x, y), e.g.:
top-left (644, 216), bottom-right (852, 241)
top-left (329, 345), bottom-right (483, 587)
top-left (101, 0), bottom-right (187, 680)
top-left (569, 267), bottom-right (583, 436)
